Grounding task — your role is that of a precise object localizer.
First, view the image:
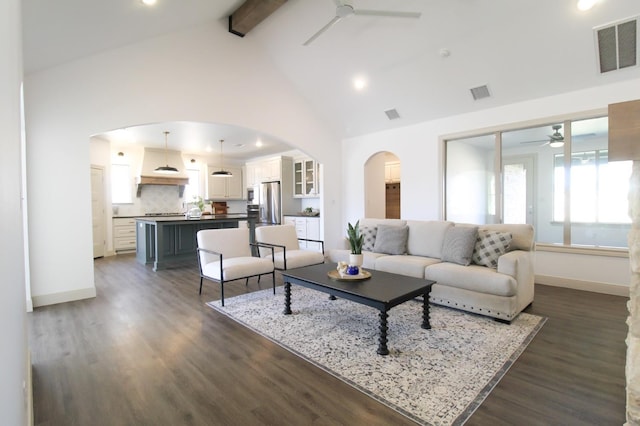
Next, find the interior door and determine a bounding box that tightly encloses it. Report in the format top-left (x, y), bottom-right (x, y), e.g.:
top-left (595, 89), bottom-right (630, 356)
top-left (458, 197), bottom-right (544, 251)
top-left (385, 182), bottom-right (401, 219)
top-left (502, 156), bottom-right (535, 225)
top-left (91, 166), bottom-right (106, 258)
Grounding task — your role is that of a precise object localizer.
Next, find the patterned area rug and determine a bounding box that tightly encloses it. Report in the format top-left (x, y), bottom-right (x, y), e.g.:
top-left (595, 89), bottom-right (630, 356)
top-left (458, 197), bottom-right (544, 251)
top-left (207, 287), bottom-right (545, 426)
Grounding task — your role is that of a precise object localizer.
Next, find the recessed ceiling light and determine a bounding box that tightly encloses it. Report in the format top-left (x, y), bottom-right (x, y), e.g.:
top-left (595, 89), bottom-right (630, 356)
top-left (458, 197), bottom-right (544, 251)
top-left (353, 76), bottom-right (367, 91)
top-left (256, 139), bottom-right (263, 147)
top-left (577, 0), bottom-right (596, 11)
top-left (142, 0), bottom-right (157, 6)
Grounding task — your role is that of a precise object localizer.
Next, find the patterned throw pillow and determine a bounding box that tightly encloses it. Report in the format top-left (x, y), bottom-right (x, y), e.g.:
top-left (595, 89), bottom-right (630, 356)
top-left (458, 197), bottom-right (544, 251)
top-left (361, 226), bottom-right (377, 252)
top-left (472, 230), bottom-right (512, 268)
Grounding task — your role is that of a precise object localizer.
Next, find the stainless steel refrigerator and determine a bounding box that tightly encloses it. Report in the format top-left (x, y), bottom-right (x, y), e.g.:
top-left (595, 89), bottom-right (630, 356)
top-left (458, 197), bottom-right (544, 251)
top-left (259, 181), bottom-right (281, 224)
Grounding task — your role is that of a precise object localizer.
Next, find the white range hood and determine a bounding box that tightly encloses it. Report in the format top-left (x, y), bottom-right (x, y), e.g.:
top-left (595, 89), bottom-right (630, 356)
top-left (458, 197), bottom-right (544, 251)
top-left (136, 147), bottom-right (189, 197)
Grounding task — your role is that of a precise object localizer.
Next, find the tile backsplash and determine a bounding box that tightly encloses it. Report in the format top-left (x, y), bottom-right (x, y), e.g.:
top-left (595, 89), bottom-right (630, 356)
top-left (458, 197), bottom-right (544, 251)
top-left (114, 185), bottom-right (186, 216)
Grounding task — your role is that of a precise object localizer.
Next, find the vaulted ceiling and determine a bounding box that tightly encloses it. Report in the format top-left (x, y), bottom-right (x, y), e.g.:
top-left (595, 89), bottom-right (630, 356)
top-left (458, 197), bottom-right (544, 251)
top-left (22, 0), bottom-right (640, 156)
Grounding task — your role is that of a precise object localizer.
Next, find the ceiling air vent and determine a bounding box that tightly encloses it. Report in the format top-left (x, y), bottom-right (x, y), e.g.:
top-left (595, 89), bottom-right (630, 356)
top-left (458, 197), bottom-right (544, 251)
top-left (470, 85), bottom-right (491, 101)
top-left (595, 16), bottom-right (638, 74)
top-left (385, 108), bottom-right (400, 120)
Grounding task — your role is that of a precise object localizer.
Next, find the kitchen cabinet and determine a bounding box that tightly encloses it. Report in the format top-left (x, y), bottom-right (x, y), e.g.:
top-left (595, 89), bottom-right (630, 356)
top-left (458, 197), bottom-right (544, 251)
top-left (283, 215), bottom-right (321, 252)
top-left (113, 217), bottom-right (137, 252)
top-left (262, 158), bottom-right (281, 181)
top-left (135, 215), bottom-right (255, 271)
top-left (245, 157), bottom-right (282, 186)
top-left (293, 158), bottom-right (319, 198)
top-left (385, 161), bottom-right (401, 183)
top-left (245, 163), bottom-right (257, 187)
top-left (207, 165), bottom-right (243, 200)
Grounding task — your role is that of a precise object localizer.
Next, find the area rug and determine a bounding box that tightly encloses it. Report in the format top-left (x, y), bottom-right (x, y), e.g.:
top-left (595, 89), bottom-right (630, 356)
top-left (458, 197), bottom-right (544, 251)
top-left (207, 287), bottom-right (545, 426)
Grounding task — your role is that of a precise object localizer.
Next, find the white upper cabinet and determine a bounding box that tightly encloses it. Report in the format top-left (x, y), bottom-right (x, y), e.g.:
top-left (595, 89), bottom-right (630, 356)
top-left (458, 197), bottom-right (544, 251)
top-left (262, 158), bottom-right (281, 182)
top-left (207, 165), bottom-right (243, 200)
top-left (385, 161), bottom-right (401, 183)
top-left (245, 157), bottom-right (282, 186)
top-left (293, 158), bottom-right (319, 198)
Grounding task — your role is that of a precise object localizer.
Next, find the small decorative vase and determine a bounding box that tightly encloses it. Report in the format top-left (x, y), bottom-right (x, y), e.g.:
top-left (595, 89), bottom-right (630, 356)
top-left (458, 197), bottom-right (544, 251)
top-left (349, 254), bottom-right (363, 267)
top-left (346, 265), bottom-right (360, 275)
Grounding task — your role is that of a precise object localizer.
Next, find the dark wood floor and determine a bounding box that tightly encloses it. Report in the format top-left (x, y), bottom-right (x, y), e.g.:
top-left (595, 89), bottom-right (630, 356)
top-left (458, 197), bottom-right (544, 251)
top-left (29, 254), bottom-right (628, 425)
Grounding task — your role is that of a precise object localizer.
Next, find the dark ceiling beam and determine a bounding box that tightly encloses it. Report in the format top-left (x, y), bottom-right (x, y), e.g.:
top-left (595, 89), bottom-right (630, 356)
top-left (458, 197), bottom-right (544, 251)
top-left (228, 0), bottom-right (287, 37)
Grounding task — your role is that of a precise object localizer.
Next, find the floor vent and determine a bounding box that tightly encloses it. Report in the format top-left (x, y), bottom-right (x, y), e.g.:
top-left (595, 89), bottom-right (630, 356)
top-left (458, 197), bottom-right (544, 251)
top-left (470, 85), bottom-right (491, 101)
top-left (595, 16), bottom-right (638, 74)
top-left (384, 108), bottom-right (400, 120)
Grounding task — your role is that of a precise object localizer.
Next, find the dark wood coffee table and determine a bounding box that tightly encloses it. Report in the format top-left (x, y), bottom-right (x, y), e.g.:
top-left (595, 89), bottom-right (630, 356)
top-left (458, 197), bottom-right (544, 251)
top-left (281, 263), bottom-right (435, 355)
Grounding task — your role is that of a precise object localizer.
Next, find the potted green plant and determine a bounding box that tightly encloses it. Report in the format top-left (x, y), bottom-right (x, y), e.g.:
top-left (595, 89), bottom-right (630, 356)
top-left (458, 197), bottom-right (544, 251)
top-left (347, 221), bottom-right (364, 268)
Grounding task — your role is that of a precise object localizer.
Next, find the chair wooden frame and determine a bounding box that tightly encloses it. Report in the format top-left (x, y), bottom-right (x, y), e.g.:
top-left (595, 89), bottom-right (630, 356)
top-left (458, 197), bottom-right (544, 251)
top-left (197, 242), bottom-right (275, 306)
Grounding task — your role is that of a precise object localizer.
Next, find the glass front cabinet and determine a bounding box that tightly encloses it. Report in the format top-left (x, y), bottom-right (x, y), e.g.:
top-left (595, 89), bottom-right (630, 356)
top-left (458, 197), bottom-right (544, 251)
top-left (293, 158), bottom-right (319, 198)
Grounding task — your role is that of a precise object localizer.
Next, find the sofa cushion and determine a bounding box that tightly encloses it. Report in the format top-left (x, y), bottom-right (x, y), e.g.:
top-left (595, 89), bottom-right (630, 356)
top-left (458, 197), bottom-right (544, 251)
top-left (406, 220), bottom-right (454, 258)
top-left (375, 255), bottom-right (441, 279)
top-left (472, 230), bottom-right (512, 268)
top-left (361, 226), bottom-right (377, 252)
top-left (425, 263), bottom-right (518, 297)
top-left (328, 248), bottom-right (386, 270)
top-left (441, 226), bottom-right (478, 266)
top-left (373, 225), bottom-right (409, 255)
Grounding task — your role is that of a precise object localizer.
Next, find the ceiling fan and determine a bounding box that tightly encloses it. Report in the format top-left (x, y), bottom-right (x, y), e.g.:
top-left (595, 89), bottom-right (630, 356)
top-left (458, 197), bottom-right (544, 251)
top-left (303, 0), bottom-right (422, 46)
top-left (520, 124), bottom-right (565, 148)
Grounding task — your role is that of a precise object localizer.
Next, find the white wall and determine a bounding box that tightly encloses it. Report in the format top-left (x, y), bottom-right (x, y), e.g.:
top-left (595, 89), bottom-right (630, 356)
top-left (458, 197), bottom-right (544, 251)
top-left (343, 78), bottom-right (640, 294)
top-left (24, 22), bottom-right (342, 305)
top-left (1, 0), bottom-right (28, 423)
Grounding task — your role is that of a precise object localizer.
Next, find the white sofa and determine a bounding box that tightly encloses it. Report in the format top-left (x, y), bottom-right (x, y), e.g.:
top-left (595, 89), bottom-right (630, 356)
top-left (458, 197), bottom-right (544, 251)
top-left (328, 218), bottom-right (535, 323)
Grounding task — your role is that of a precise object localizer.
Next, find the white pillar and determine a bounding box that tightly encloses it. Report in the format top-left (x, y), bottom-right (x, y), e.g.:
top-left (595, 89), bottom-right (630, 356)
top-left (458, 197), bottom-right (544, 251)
top-left (0, 0), bottom-right (29, 424)
top-left (627, 161), bottom-right (640, 425)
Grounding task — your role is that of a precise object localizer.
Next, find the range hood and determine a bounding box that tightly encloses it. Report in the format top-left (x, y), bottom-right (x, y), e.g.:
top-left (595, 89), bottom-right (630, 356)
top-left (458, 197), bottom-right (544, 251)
top-left (136, 148), bottom-right (189, 197)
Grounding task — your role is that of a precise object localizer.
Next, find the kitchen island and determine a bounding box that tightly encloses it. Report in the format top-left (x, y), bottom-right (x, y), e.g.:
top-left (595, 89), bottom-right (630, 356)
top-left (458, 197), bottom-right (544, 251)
top-left (136, 214), bottom-right (256, 271)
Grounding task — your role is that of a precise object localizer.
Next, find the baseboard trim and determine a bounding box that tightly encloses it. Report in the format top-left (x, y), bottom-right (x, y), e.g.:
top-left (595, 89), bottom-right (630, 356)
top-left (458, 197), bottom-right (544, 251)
top-left (536, 274), bottom-right (629, 297)
top-left (32, 287), bottom-right (96, 308)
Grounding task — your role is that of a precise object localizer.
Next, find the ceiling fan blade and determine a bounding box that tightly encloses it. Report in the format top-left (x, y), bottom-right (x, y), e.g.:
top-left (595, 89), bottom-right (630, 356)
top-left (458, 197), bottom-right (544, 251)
top-left (303, 16), bottom-right (341, 46)
top-left (353, 9), bottom-right (421, 19)
top-left (520, 139), bottom-right (548, 144)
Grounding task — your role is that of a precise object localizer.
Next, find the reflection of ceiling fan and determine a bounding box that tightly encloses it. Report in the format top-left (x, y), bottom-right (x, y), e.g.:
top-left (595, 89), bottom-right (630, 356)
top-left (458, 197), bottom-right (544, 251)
top-left (303, 0), bottom-right (421, 46)
top-left (521, 124), bottom-right (565, 148)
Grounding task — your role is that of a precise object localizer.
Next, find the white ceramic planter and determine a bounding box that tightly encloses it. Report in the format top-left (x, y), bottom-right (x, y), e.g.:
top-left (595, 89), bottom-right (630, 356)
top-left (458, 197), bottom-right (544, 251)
top-left (349, 253), bottom-right (363, 267)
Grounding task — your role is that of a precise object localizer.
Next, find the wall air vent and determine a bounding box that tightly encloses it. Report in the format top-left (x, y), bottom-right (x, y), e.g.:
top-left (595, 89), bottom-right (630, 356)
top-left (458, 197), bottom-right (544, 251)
top-left (595, 16), bottom-right (638, 74)
top-left (470, 85), bottom-right (491, 101)
top-left (385, 108), bottom-right (400, 120)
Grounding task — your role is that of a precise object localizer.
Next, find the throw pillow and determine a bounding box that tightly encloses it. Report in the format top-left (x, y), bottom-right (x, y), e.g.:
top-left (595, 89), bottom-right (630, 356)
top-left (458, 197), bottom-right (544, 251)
top-left (361, 226), bottom-right (377, 252)
top-left (441, 226), bottom-right (478, 266)
top-left (373, 225), bottom-right (409, 255)
top-left (472, 230), bottom-right (512, 268)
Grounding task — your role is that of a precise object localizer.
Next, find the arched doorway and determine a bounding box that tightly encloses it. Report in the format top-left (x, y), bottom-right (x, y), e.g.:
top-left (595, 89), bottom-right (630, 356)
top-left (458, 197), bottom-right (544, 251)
top-left (364, 151), bottom-right (401, 219)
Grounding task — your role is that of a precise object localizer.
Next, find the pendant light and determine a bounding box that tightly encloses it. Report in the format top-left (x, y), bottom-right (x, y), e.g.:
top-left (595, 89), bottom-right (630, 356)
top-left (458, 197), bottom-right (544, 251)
top-left (212, 139), bottom-right (232, 177)
top-left (155, 131), bottom-right (179, 174)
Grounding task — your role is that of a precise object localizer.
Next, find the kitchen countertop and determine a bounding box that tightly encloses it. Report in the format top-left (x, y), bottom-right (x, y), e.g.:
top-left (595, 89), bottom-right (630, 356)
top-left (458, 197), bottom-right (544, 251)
top-left (284, 213), bottom-right (321, 218)
top-left (135, 213), bottom-right (251, 222)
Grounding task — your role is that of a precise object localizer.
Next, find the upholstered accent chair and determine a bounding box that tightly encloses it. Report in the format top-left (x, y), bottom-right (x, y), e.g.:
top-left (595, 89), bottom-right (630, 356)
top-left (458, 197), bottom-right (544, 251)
top-left (255, 224), bottom-right (325, 270)
top-left (197, 228), bottom-right (275, 306)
